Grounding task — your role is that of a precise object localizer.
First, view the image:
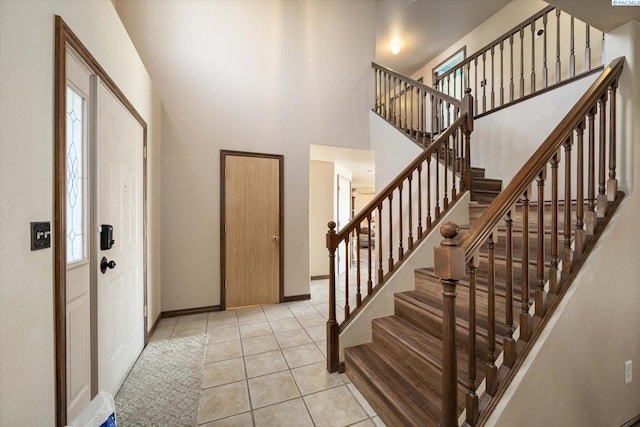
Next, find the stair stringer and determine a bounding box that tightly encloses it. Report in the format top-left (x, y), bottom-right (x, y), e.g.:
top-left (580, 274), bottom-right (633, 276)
top-left (339, 191), bottom-right (471, 362)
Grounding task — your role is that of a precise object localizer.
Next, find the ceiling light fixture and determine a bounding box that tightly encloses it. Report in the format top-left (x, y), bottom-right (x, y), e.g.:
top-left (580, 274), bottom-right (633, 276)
top-left (391, 41), bottom-right (401, 55)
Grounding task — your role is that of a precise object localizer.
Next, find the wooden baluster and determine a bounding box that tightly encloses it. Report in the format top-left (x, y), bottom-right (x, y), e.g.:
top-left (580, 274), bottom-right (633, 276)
top-left (585, 25), bottom-right (591, 71)
top-left (570, 17), bottom-right (576, 77)
top-left (535, 167), bottom-right (547, 317)
top-left (500, 40), bottom-right (505, 106)
top-left (503, 211), bottom-right (516, 367)
top-left (404, 83), bottom-right (409, 130)
top-left (474, 57), bottom-right (479, 113)
top-left (486, 232), bottom-right (498, 396)
top-left (367, 215), bottom-right (373, 294)
top-left (384, 72), bottom-right (389, 120)
top-left (388, 195), bottom-right (394, 271)
top-left (482, 51), bottom-right (487, 113)
top-left (575, 120), bottom-right (586, 256)
top-left (520, 28), bottom-right (525, 98)
top-left (490, 46), bottom-right (495, 109)
top-left (446, 74), bottom-right (451, 99)
top-left (586, 107), bottom-right (597, 235)
top-left (435, 148), bottom-right (441, 219)
top-left (563, 136), bottom-right (574, 275)
top-left (377, 204), bottom-right (384, 283)
top-left (427, 158), bottom-right (433, 228)
top-left (451, 129), bottom-right (458, 202)
top-left (433, 222), bottom-right (464, 427)
top-left (430, 93), bottom-right (436, 138)
top-left (519, 188), bottom-right (532, 341)
top-left (408, 175), bottom-right (414, 250)
top-left (466, 62), bottom-right (471, 102)
top-left (597, 93), bottom-right (607, 218)
top-left (608, 80), bottom-right (618, 201)
top-left (423, 90), bottom-right (428, 145)
top-left (374, 69), bottom-right (378, 112)
top-left (556, 9), bottom-right (561, 83)
top-left (531, 21), bottom-right (536, 93)
top-left (453, 68), bottom-right (457, 100)
top-left (398, 184), bottom-right (404, 261)
top-left (443, 140), bottom-right (449, 210)
top-left (543, 13), bottom-right (548, 88)
top-left (391, 76), bottom-right (398, 126)
top-left (466, 255), bottom-right (479, 425)
top-left (509, 34), bottom-right (515, 102)
top-left (355, 225), bottom-right (362, 307)
top-left (549, 151), bottom-right (560, 294)
top-left (326, 221), bottom-right (339, 372)
top-left (344, 234), bottom-right (350, 319)
top-left (463, 89), bottom-right (474, 193)
top-left (418, 165), bottom-right (423, 239)
top-left (410, 84), bottom-right (414, 138)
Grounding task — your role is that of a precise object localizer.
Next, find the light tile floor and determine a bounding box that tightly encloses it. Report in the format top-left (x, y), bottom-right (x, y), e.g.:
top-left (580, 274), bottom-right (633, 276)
top-left (149, 280), bottom-right (385, 427)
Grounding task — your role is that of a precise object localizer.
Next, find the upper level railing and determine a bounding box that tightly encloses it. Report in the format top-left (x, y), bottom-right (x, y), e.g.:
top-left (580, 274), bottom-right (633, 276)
top-left (434, 5), bottom-right (604, 117)
top-left (373, 62), bottom-right (462, 146)
top-left (434, 57), bottom-right (624, 426)
top-left (325, 83), bottom-right (474, 372)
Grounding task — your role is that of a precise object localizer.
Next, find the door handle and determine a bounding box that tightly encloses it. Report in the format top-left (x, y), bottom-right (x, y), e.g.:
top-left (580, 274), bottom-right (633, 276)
top-left (272, 236), bottom-right (279, 241)
top-left (100, 256), bottom-right (116, 274)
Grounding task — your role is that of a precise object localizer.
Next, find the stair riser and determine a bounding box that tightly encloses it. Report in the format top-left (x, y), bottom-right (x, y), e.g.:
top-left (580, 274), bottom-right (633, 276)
top-left (474, 180), bottom-right (502, 192)
top-left (398, 284), bottom-right (513, 348)
top-left (345, 353), bottom-right (427, 426)
top-left (372, 327), bottom-right (443, 396)
top-left (394, 296), bottom-right (495, 360)
top-left (475, 259), bottom-right (549, 292)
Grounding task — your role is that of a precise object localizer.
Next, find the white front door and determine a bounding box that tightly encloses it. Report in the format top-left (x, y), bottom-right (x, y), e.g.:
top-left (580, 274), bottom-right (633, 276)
top-left (97, 81), bottom-right (144, 396)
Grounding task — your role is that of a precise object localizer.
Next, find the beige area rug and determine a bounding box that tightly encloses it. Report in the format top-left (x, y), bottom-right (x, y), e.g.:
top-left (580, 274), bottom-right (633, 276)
top-left (115, 334), bottom-right (208, 426)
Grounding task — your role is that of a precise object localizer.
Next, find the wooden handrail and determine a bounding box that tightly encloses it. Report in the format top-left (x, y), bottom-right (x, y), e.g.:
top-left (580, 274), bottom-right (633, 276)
top-left (326, 84), bottom-right (474, 372)
top-left (434, 5), bottom-right (604, 118)
top-left (434, 56), bottom-right (624, 426)
top-left (435, 5), bottom-right (555, 84)
top-left (335, 115), bottom-right (466, 243)
top-left (373, 62), bottom-right (462, 107)
top-left (459, 57), bottom-right (624, 259)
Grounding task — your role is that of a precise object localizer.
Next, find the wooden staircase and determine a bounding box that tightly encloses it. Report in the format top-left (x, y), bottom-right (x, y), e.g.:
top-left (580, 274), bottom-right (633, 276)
top-left (344, 198), bottom-right (576, 426)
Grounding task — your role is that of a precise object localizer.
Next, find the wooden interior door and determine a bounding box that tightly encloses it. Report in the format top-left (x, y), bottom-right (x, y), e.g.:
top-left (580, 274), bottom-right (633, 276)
top-left (223, 152), bottom-right (282, 308)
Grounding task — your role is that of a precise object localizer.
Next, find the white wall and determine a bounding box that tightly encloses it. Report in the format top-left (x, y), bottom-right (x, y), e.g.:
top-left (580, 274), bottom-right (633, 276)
top-left (473, 72), bottom-right (598, 184)
top-left (114, 0), bottom-right (375, 310)
top-left (309, 161), bottom-right (335, 278)
top-left (488, 20), bottom-right (640, 426)
top-left (0, 1), bottom-right (161, 425)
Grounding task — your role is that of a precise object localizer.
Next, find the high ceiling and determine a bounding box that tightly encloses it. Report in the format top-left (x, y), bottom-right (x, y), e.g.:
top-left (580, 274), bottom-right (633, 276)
top-left (376, 0), bottom-right (511, 75)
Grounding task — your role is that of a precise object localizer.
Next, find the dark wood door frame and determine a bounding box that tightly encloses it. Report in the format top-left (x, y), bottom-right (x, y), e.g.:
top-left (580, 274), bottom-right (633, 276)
top-left (220, 150), bottom-right (284, 310)
top-left (54, 16), bottom-right (148, 427)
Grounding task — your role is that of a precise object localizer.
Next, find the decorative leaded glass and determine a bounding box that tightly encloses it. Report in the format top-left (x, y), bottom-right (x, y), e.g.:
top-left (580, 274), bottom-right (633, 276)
top-left (66, 87), bottom-right (85, 263)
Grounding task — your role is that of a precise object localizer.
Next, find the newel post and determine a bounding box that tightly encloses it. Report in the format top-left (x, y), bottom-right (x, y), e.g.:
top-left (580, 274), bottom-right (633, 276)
top-left (434, 222), bottom-right (465, 427)
top-left (462, 88), bottom-right (474, 193)
top-left (326, 221), bottom-right (339, 373)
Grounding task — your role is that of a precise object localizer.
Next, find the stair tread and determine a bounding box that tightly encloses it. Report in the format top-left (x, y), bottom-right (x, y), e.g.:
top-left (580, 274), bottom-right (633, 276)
top-left (345, 344), bottom-right (438, 426)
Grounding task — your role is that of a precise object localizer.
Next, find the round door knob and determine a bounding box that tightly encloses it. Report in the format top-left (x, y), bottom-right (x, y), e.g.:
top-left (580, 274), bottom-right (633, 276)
top-left (100, 256), bottom-right (117, 274)
top-left (272, 235), bottom-right (280, 241)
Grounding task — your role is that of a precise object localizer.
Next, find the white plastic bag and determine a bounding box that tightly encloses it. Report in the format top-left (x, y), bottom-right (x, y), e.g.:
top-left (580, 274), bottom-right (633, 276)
top-left (66, 391), bottom-right (117, 427)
